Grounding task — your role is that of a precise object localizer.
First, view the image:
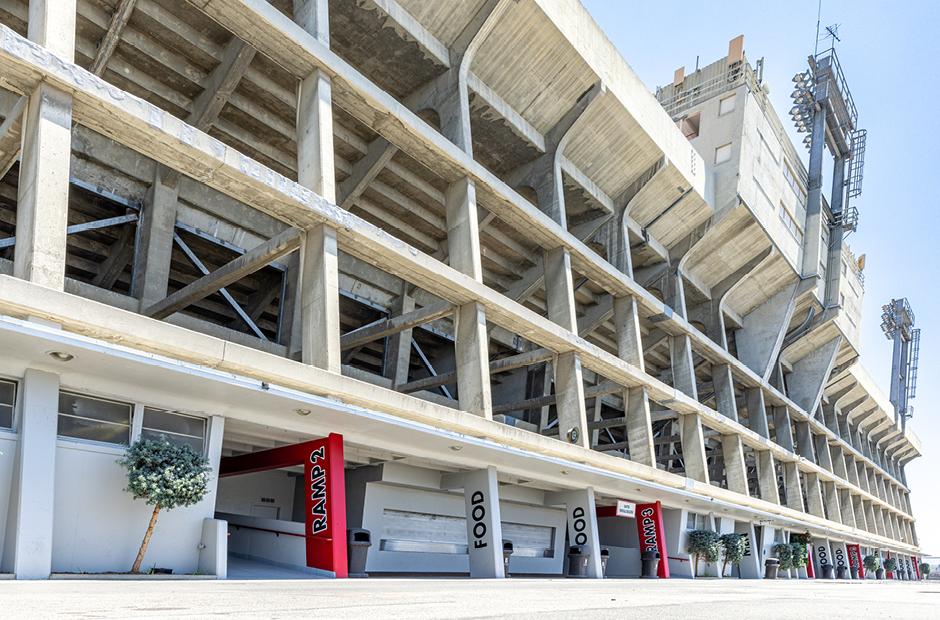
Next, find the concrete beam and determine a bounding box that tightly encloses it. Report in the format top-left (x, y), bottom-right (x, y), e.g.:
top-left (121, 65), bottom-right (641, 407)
top-left (91, 0), bottom-right (138, 76)
top-left (787, 336), bottom-right (842, 415)
top-left (735, 282), bottom-right (798, 380)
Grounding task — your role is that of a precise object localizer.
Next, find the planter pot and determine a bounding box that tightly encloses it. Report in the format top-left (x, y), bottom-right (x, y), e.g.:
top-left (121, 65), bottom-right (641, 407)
top-left (876, 568), bottom-right (885, 580)
top-left (764, 558), bottom-right (780, 580)
top-left (150, 568), bottom-right (173, 575)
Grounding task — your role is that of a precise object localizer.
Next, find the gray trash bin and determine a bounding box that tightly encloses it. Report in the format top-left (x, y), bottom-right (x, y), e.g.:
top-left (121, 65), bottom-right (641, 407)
top-left (567, 545), bottom-right (589, 578)
top-left (502, 540), bottom-right (514, 577)
top-left (764, 558), bottom-right (780, 579)
top-left (641, 550), bottom-right (660, 579)
top-left (600, 548), bottom-right (610, 578)
top-left (347, 529), bottom-right (371, 578)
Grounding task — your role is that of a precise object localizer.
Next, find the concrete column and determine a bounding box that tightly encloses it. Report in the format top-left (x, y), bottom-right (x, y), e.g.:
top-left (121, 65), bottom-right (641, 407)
top-left (721, 434), bottom-right (749, 495)
top-left (745, 389), bottom-right (769, 438)
top-left (298, 224), bottom-right (341, 372)
top-left (830, 445), bottom-right (848, 480)
top-left (813, 434), bottom-right (834, 472)
top-left (545, 488), bottom-right (603, 579)
top-left (8, 369), bottom-right (59, 579)
top-left (680, 412), bottom-right (709, 484)
top-left (852, 495), bottom-right (868, 532)
top-left (544, 247), bottom-right (588, 446)
top-left (804, 473), bottom-right (826, 518)
top-left (772, 406), bottom-right (795, 451)
top-left (811, 537), bottom-right (834, 579)
top-left (297, 70), bottom-right (335, 202)
top-left (782, 462), bottom-right (804, 512)
top-left (455, 302), bottom-right (493, 418)
top-left (201, 415), bottom-right (226, 514)
top-left (794, 422), bottom-right (815, 460)
top-left (133, 168), bottom-right (179, 308)
top-left (756, 451), bottom-right (780, 504)
top-left (14, 83), bottom-right (73, 290)
top-left (711, 364), bottom-right (738, 421)
top-left (384, 285), bottom-right (415, 386)
top-left (442, 467), bottom-right (504, 578)
top-left (830, 540), bottom-right (849, 578)
top-left (734, 521), bottom-right (762, 579)
top-left (613, 296), bottom-right (654, 466)
top-left (446, 178), bottom-right (492, 418)
top-left (822, 481), bottom-right (842, 523)
top-left (839, 489), bottom-right (856, 529)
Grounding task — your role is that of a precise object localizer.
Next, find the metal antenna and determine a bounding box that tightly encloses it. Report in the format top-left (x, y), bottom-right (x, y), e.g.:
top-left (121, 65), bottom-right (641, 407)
top-left (814, 0), bottom-right (822, 55)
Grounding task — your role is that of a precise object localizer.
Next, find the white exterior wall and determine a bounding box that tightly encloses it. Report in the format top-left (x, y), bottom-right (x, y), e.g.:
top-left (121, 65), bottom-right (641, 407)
top-left (0, 431), bottom-right (15, 569)
top-left (51, 439), bottom-right (216, 574)
top-left (216, 470), bottom-right (298, 521)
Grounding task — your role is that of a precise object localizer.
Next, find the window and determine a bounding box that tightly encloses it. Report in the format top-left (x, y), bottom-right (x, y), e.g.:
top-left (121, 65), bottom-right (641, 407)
top-left (783, 164), bottom-right (806, 206)
top-left (141, 408), bottom-right (207, 453)
top-left (686, 511), bottom-right (707, 530)
top-left (58, 392), bottom-right (132, 445)
top-left (715, 143), bottom-right (732, 165)
top-left (718, 93), bottom-right (736, 116)
top-left (779, 202), bottom-right (802, 242)
top-left (0, 379), bottom-right (15, 429)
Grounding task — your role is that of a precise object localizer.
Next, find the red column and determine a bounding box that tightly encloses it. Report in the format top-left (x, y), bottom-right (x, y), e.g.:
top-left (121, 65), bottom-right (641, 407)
top-left (635, 501), bottom-right (670, 578)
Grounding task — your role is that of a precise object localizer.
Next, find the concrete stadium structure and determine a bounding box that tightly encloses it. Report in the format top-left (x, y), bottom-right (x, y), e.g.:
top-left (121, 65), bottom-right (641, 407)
top-left (0, 0), bottom-right (923, 581)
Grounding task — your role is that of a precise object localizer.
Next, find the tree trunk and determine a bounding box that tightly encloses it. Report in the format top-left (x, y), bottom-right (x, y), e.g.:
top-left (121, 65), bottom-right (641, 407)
top-left (131, 504), bottom-right (161, 574)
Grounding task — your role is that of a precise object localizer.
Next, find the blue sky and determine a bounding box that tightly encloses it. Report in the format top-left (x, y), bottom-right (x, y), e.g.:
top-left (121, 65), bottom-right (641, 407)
top-left (581, 0), bottom-right (940, 555)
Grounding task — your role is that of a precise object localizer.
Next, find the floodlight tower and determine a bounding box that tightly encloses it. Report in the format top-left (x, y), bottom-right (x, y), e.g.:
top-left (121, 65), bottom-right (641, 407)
top-left (881, 298), bottom-right (921, 428)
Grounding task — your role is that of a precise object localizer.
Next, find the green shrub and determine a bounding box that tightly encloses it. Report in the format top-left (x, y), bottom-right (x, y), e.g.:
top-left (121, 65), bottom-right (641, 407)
top-left (863, 554), bottom-right (880, 572)
top-left (719, 533), bottom-right (746, 576)
top-left (883, 557), bottom-right (898, 573)
top-left (118, 438), bottom-right (211, 573)
top-left (790, 542), bottom-right (808, 569)
top-left (773, 542), bottom-right (794, 570)
top-left (920, 562), bottom-right (930, 578)
top-left (687, 530), bottom-right (721, 574)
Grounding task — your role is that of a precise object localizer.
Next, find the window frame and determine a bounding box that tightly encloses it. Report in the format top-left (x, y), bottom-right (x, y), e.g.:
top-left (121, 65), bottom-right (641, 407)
top-left (718, 93), bottom-right (737, 116)
top-left (0, 377), bottom-right (17, 431)
top-left (57, 390), bottom-right (133, 447)
top-left (714, 143), bottom-right (733, 165)
top-left (139, 407), bottom-right (208, 454)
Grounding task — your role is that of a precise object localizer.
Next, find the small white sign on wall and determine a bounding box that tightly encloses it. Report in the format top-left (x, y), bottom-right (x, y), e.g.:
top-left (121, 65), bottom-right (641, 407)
top-left (615, 500), bottom-right (636, 518)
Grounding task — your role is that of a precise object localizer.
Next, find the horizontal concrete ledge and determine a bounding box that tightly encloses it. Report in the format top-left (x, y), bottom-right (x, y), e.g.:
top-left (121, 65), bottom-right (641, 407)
top-left (50, 573), bottom-right (219, 580)
top-left (0, 573), bottom-right (13, 580)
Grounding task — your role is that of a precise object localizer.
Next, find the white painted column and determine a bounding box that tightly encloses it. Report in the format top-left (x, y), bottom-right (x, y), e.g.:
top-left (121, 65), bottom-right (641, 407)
top-left (442, 467), bottom-right (504, 578)
top-left (734, 521), bottom-right (762, 579)
top-left (811, 537), bottom-right (834, 579)
top-left (545, 488), bottom-right (603, 578)
top-left (10, 369), bottom-right (59, 579)
top-left (830, 540), bottom-right (850, 579)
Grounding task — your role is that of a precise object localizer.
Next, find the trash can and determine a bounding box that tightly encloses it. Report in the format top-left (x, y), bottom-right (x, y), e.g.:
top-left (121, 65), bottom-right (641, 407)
top-left (600, 548), bottom-right (610, 578)
top-left (347, 529), bottom-right (371, 578)
top-left (836, 565), bottom-right (847, 579)
top-left (821, 564), bottom-right (834, 579)
top-left (567, 545), bottom-right (589, 578)
top-left (502, 540), bottom-right (514, 577)
top-left (764, 558), bottom-right (780, 579)
top-left (640, 550), bottom-right (660, 579)
top-left (850, 566), bottom-right (859, 580)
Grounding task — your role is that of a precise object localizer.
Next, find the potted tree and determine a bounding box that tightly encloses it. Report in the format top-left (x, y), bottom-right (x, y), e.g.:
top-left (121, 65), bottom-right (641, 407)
top-left (864, 554), bottom-right (883, 579)
top-left (118, 438), bottom-right (211, 574)
top-left (719, 533), bottom-right (746, 578)
top-left (773, 543), bottom-right (794, 578)
top-left (920, 562), bottom-right (930, 580)
top-left (883, 557), bottom-right (898, 579)
top-left (687, 530), bottom-right (721, 577)
top-left (790, 541), bottom-right (808, 577)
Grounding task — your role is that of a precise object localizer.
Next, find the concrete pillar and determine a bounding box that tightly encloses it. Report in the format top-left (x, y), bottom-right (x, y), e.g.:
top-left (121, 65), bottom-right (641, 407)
top-left (545, 488), bottom-right (603, 579)
top-left (384, 286), bottom-right (415, 386)
top-left (756, 451), bottom-right (780, 504)
top-left (804, 473), bottom-right (826, 518)
top-left (544, 247), bottom-right (588, 447)
top-left (613, 296), bottom-right (654, 466)
top-left (782, 462), bottom-right (804, 512)
top-left (794, 422), bottom-right (815, 460)
top-left (852, 495), bottom-right (868, 532)
top-left (811, 537), bottom-right (834, 579)
top-left (298, 224), bottom-right (341, 372)
top-left (830, 540), bottom-right (850, 578)
top-left (446, 178), bottom-right (492, 418)
top-left (711, 364), bottom-right (738, 421)
top-left (813, 434), bottom-right (834, 471)
top-left (734, 521), bottom-right (762, 579)
top-left (722, 434), bottom-right (749, 495)
top-left (839, 489), bottom-right (856, 529)
top-left (442, 467), bottom-right (504, 578)
top-left (8, 369), bottom-right (59, 579)
top-left (133, 168), bottom-right (179, 308)
top-left (822, 481), bottom-right (842, 523)
top-left (14, 82), bottom-right (73, 290)
top-left (745, 389), bottom-right (769, 438)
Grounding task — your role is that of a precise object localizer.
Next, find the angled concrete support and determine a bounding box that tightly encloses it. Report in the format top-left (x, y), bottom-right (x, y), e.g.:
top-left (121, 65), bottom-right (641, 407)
top-left (839, 489), bottom-right (856, 529)
top-left (794, 421), bottom-right (815, 461)
top-left (441, 467), bottom-right (504, 578)
top-left (721, 434), bottom-right (749, 495)
top-left (745, 388), bottom-right (769, 439)
top-left (822, 481), bottom-right (842, 523)
top-left (544, 488), bottom-right (603, 579)
top-left (614, 296), bottom-right (654, 466)
top-left (711, 364), bottom-right (738, 422)
top-left (787, 336), bottom-right (842, 415)
top-left (735, 282), bottom-right (798, 380)
top-left (804, 473), bottom-right (826, 518)
top-left (756, 450), bottom-right (780, 505)
top-left (782, 462), bottom-right (804, 512)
